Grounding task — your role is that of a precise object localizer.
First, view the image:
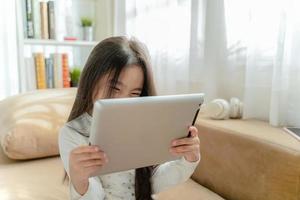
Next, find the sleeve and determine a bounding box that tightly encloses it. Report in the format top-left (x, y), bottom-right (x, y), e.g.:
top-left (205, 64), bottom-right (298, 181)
top-left (150, 154), bottom-right (201, 194)
top-left (59, 126), bottom-right (106, 200)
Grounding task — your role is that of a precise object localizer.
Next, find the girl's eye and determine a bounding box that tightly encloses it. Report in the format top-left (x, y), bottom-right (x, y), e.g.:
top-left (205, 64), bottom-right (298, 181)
top-left (111, 87), bottom-right (121, 93)
top-left (112, 87), bottom-right (120, 91)
top-left (131, 93), bottom-right (141, 96)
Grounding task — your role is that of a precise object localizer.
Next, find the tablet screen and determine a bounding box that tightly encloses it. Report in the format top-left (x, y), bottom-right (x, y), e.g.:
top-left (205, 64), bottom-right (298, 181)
top-left (286, 127), bottom-right (300, 137)
top-left (284, 127), bottom-right (300, 141)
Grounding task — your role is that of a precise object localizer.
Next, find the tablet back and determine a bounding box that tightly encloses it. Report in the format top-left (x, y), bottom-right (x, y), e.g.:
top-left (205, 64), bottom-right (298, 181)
top-left (89, 93), bottom-right (204, 175)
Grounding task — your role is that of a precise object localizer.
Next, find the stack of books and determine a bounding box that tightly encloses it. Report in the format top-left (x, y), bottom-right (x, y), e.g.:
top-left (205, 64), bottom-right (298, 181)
top-left (23, 0), bottom-right (56, 39)
top-left (25, 53), bottom-right (71, 90)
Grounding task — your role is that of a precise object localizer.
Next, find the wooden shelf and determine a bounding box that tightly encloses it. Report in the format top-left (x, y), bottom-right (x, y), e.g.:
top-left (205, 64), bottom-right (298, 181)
top-left (23, 39), bottom-right (98, 47)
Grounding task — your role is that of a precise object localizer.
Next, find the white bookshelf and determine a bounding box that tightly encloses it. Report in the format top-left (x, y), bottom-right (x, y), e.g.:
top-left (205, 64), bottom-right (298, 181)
top-left (23, 39), bottom-right (99, 47)
top-left (15, 0), bottom-right (114, 92)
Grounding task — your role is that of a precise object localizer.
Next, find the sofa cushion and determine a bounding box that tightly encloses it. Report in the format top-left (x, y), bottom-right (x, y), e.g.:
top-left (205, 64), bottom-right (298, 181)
top-left (0, 88), bottom-right (76, 159)
top-left (0, 146), bottom-right (221, 200)
top-left (0, 143), bottom-right (68, 200)
top-left (154, 179), bottom-right (224, 200)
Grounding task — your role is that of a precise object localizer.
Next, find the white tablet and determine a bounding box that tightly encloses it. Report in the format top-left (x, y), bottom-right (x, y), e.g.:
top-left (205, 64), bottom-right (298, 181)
top-left (89, 93), bottom-right (204, 175)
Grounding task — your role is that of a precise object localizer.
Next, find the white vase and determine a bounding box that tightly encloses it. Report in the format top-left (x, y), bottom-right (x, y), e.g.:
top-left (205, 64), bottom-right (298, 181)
top-left (83, 26), bottom-right (93, 41)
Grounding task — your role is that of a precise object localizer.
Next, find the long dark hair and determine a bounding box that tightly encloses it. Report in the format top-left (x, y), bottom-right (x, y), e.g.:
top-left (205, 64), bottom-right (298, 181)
top-left (64, 36), bottom-right (157, 200)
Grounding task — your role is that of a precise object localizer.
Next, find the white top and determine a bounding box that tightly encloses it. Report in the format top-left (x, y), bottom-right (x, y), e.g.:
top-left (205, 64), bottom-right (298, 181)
top-left (59, 113), bottom-right (200, 200)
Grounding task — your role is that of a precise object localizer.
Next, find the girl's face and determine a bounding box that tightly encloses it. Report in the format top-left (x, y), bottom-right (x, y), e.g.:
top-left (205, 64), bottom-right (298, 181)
top-left (93, 64), bottom-right (144, 101)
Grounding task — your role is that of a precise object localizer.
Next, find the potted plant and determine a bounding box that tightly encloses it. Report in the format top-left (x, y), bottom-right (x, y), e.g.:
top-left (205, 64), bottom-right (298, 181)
top-left (70, 67), bottom-right (81, 87)
top-left (81, 17), bottom-right (93, 41)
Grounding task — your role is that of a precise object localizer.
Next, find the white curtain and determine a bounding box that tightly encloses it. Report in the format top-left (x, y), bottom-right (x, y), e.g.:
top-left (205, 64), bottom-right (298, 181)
top-left (225, 0), bottom-right (300, 127)
top-left (0, 1), bottom-right (19, 100)
top-left (115, 0), bottom-right (228, 100)
top-left (115, 0), bottom-right (300, 127)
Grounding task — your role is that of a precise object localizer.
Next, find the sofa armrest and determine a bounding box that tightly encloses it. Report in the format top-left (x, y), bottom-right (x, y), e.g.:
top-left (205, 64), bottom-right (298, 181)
top-left (192, 116), bottom-right (300, 200)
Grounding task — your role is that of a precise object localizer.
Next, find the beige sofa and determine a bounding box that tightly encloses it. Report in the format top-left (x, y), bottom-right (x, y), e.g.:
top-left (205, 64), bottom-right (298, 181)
top-left (0, 89), bottom-right (299, 200)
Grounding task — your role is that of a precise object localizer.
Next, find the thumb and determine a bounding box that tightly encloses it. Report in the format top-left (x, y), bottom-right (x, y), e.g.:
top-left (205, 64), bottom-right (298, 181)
top-left (191, 131), bottom-right (197, 137)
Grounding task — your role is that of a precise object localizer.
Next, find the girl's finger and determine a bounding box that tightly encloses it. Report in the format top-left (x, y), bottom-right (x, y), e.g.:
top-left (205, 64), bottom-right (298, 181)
top-left (82, 159), bottom-right (108, 168)
top-left (170, 144), bottom-right (199, 154)
top-left (72, 145), bottom-right (102, 154)
top-left (77, 152), bottom-right (107, 162)
top-left (188, 126), bottom-right (198, 136)
top-left (170, 150), bottom-right (198, 157)
top-left (171, 137), bottom-right (199, 147)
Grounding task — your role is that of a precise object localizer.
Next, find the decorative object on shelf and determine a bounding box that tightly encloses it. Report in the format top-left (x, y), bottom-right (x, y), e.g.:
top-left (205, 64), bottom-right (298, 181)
top-left (64, 36), bottom-right (77, 41)
top-left (81, 17), bottom-right (93, 41)
top-left (70, 67), bottom-right (82, 87)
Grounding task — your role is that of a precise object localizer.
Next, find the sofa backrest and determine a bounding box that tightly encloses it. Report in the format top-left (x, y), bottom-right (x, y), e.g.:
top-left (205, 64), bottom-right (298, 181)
top-left (193, 117), bottom-right (300, 200)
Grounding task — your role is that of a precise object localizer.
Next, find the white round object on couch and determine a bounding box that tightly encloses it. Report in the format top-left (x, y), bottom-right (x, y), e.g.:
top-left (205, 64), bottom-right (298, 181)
top-left (205, 99), bottom-right (230, 120)
top-left (229, 97), bottom-right (243, 119)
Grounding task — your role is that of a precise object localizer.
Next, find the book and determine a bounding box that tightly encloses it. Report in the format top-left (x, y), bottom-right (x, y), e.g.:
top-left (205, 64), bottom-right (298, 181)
top-left (25, 0), bottom-right (34, 38)
top-left (24, 57), bottom-right (37, 90)
top-left (62, 53), bottom-right (71, 88)
top-left (51, 53), bottom-right (63, 88)
top-left (34, 53), bottom-right (47, 89)
top-left (21, 0), bottom-right (28, 38)
top-left (47, 1), bottom-right (56, 39)
top-left (54, 0), bottom-right (67, 41)
top-left (40, 1), bottom-right (49, 39)
top-left (45, 57), bottom-right (54, 88)
top-left (32, 0), bottom-right (41, 39)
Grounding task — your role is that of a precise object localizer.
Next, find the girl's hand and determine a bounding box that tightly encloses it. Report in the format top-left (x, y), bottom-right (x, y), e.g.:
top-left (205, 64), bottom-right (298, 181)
top-left (69, 145), bottom-right (108, 195)
top-left (169, 126), bottom-right (200, 162)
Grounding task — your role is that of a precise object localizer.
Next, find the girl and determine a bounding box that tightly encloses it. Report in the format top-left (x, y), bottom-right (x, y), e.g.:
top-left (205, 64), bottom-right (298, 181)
top-left (59, 36), bottom-right (200, 200)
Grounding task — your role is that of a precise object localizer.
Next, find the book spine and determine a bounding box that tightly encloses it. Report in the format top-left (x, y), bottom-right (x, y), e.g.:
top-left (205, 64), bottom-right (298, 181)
top-left (34, 53), bottom-right (47, 89)
top-left (62, 53), bottom-right (70, 88)
top-left (24, 57), bottom-right (37, 90)
top-left (21, 0), bottom-right (28, 38)
top-left (47, 1), bottom-right (56, 39)
top-left (25, 0), bottom-right (34, 38)
top-left (45, 57), bottom-right (54, 88)
top-left (51, 53), bottom-right (63, 88)
top-left (54, 0), bottom-right (66, 41)
top-left (32, 0), bottom-right (41, 39)
top-left (40, 1), bottom-right (49, 39)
